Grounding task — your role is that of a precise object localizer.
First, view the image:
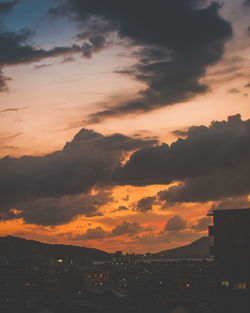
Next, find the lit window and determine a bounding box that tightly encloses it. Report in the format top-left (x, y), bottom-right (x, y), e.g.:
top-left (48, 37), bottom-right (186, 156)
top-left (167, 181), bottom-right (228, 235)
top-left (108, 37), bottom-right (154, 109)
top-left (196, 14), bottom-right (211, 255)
top-left (186, 283), bottom-right (190, 288)
top-left (221, 280), bottom-right (229, 288)
top-left (99, 274), bottom-right (103, 278)
top-left (100, 282), bottom-right (103, 286)
top-left (25, 282), bottom-right (30, 287)
top-left (58, 259), bottom-right (63, 263)
top-left (234, 282), bottom-right (247, 290)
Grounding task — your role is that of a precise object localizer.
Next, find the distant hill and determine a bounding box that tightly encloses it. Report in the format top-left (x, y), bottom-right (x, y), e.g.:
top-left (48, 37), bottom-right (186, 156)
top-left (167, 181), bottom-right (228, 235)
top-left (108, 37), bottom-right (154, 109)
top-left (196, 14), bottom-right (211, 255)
top-left (155, 237), bottom-right (210, 259)
top-left (0, 236), bottom-right (110, 261)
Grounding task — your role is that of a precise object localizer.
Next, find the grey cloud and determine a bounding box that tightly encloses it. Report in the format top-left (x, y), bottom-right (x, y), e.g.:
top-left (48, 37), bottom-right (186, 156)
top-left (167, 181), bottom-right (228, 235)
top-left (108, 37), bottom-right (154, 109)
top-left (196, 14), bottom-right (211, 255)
top-left (157, 170), bottom-right (250, 203)
top-left (133, 230), bottom-right (199, 248)
top-left (244, 1), bottom-right (250, 36)
top-left (0, 190), bottom-right (111, 226)
top-left (84, 226), bottom-right (107, 240)
top-left (0, 128), bottom-right (156, 213)
top-left (60, 56), bottom-right (75, 63)
top-left (0, 70), bottom-right (10, 91)
top-left (76, 23), bottom-right (112, 58)
top-left (0, 29), bottom-right (82, 67)
top-left (229, 88), bottom-right (240, 94)
top-left (71, 220), bottom-right (150, 241)
top-left (0, 6), bottom-right (110, 91)
top-left (49, 0), bottom-right (233, 123)
top-left (0, 106), bottom-right (29, 114)
top-left (114, 114), bottom-right (250, 203)
top-left (210, 196), bottom-right (250, 211)
top-left (136, 196), bottom-right (156, 213)
top-left (171, 129), bottom-right (190, 138)
top-left (71, 226), bottom-right (107, 241)
top-left (191, 216), bottom-right (212, 231)
top-left (110, 221), bottom-right (143, 237)
top-left (111, 205), bottom-right (129, 213)
top-left (2, 114), bottom-right (250, 224)
top-left (0, 1), bottom-right (19, 16)
top-left (164, 215), bottom-right (187, 232)
top-left (117, 206), bottom-right (129, 211)
top-left (33, 63), bottom-right (53, 70)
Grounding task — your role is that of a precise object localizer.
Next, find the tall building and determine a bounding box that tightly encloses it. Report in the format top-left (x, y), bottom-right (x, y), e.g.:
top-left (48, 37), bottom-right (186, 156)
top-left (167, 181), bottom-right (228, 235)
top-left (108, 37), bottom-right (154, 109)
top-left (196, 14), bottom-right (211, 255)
top-left (208, 208), bottom-right (250, 313)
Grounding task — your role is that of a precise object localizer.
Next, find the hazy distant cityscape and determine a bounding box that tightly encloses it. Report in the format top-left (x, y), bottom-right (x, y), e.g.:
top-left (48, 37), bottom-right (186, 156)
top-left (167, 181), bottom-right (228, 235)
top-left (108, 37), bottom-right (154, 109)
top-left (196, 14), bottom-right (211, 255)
top-left (1, 208), bottom-right (249, 313)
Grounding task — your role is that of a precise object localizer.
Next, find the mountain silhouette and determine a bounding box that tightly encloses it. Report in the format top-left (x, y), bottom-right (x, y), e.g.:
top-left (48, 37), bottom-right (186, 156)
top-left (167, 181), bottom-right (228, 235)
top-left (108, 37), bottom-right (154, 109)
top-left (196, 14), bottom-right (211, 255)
top-left (0, 235), bottom-right (110, 260)
top-left (156, 237), bottom-right (209, 258)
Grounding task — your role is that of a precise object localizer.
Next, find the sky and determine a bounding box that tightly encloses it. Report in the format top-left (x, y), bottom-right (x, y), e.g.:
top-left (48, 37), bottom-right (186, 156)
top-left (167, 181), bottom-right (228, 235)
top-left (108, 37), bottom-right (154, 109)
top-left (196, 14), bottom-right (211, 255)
top-left (0, 0), bottom-right (250, 253)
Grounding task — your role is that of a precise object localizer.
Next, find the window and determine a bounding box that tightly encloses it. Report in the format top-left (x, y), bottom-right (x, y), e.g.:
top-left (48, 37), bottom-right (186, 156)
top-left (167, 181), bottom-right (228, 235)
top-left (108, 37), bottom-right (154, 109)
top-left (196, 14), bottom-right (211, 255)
top-left (234, 282), bottom-right (247, 290)
top-left (221, 280), bottom-right (229, 288)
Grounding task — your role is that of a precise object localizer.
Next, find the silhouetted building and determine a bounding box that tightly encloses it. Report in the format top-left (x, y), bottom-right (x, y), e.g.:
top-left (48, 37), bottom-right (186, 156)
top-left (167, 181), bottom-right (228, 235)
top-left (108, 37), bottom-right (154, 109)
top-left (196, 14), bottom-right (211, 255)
top-left (208, 208), bottom-right (250, 313)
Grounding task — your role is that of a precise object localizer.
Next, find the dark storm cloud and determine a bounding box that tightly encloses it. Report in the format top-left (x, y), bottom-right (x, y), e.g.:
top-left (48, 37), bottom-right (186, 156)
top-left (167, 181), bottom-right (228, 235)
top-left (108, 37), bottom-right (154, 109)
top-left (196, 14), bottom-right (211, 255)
top-left (135, 196), bottom-right (156, 213)
top-left (50, 0), bottom-right (232, 122)
top-left (110, 221), bottom-right (143, 237)
top-left (115, 114), bottom-right (250, 202)
top-left (157, 171), bottom-right (250, 203)
top-left (1, 190), bottom-right (111, 226)
top-left (164, 215), bottom-right (187, 232)
top-left (0, 128), bottom-right (156, 213)
top-left (2, 115), bottom-right (250, 225)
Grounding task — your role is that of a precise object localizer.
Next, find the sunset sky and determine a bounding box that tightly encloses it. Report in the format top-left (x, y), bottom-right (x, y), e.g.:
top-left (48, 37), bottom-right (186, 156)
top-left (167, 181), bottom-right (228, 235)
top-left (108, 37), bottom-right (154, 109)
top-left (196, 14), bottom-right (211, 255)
top-left (1, 0), bottom-right (250, 253)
